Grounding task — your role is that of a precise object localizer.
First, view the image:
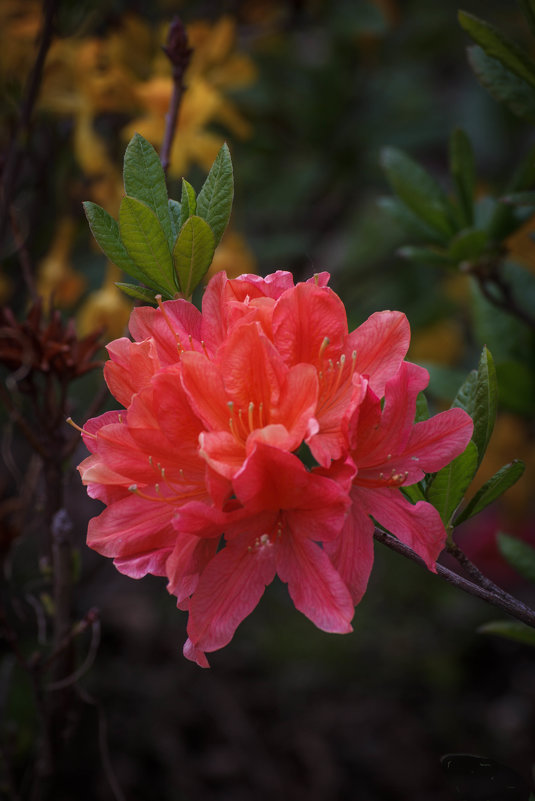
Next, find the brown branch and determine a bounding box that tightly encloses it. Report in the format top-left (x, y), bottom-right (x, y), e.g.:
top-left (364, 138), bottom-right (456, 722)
top-left (373, 527), bottom-right (535, 629)
top-left (0, 0), bottom-right (58, 243)
top-left (160, 17), bottom-right (192, 175)
top-left (0, 382), bottom-right (47, 459)
top-left (446, 540), bottom-right (512, 601)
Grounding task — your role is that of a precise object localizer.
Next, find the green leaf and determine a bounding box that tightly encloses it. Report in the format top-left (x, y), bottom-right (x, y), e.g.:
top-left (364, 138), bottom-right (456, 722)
top-left (123, 133), bottom-right (173, 248)
top-left (447, 228), bottom-right (487, 262)
top-left (467, 45), bottom-right (535, 121)
top-left (83, 201), bottom-right (150, 285)
top-left (397, 245), bottom-right (453, 266)
top-left (455, 460), bottom-right (525, 524)
top-left (377, 197), bottom-right (446, 244)
top-left (172, 215), bottom-right (215, 298)
top-left (115, 282), bottom-right (160, 304)
top-left (180, 179), bottom-right (197, 229)
top-left (168, 199), bottom-right (182, 239)
top-left (478, 620), bottom-right (535, 646)
top-left (459, 10), bottom-right (535, 90)
top-left (452, 369), bottom-right (477, 415)
top-left (196, 143), bottom-right (234, 246)
top-left (519, 0), bottom-right (535, 35)
top-left (119, 196), bottom-right (176, 297)
top-left (498, 532), bottom-right (535, 583)
top-left (449, 128), bottom-right (475, 225)
top-left (402, 484), bottom-right (426, 504)
top-left (426, 441), bottom-right (478, 525)
top-left (471, 346), bottom-right (498, 466)
top-left (380, 147), bottom-right (454, 238)
top-left (415, 391), bottom-right (429, 422)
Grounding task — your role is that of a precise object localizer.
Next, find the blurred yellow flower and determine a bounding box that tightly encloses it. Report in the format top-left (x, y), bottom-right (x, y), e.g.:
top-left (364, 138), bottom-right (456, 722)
top-left (77, 265), bottom-right (132, 340)
top-left (37, 218), bottom-right (86, 308)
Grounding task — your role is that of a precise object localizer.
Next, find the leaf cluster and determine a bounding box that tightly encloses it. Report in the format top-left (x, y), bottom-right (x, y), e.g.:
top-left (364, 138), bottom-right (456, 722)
top-left (84, 134), bottom-right (234, 304)
top-left (406, 347), bottom-right (525, 538)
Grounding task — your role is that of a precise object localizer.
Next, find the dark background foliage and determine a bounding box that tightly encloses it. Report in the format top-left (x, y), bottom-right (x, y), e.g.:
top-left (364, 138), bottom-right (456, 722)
top-left (2, 1), bottom-right (535, 799)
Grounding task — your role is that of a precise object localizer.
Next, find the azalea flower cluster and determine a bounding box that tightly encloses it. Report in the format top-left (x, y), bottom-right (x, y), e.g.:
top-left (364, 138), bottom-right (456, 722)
top-left (78, 270), bottom-right (473, 666)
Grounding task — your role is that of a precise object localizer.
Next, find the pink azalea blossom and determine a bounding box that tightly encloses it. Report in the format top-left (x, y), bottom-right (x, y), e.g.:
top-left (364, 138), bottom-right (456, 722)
top-left (76, 269), bottom-right (475, 667)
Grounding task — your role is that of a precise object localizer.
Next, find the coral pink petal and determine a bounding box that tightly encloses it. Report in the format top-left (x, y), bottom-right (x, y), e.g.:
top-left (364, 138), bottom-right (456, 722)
top-left (186, 534), bottom-right (277, 654)
top-left (359, 486), bottom-right (446, 570)
top-left (87, 493), bottom-right (177, 558)
top-left (305, 271), bottom-right (330, 287)
top-left (353, 362), bottom-right (428, 466)
top-left (183, 638), bottom-right (211, 668)
top-left (276, 536), bottom-right (354, 633)
top-left (324, 491), bottom-right (375, 604)
top-left (348, 311), bottom-right (410, 396)
top-left (273, 283), bottom-right (348, 366)
top-left (200, 271), bottom-right (229, 355)
top-left (129, 299), bottom-right (203, 364)
top-left (104, 338), bottom-right (159, 406)
top-left (233, 444), bottom-right (349, 524)
top-left (180, 352), bottom-right (230, 430)
top-left (113, 548), bottom-right (172, 578)
top-left (200, 431), bottom-right (247, 479)
top-left (231, 270), bottom-right (295, 299)
top-left (275, 363), bottom-right (319, 447)
top-left (218, 322), bottom-right (285, 411)
top-left (403, 408), bottom-right (474, 472)
top-left (166, 533), bottom-right (220, 604)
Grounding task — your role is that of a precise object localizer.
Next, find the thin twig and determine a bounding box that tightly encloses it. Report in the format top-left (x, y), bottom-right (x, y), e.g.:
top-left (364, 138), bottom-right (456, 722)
top-left (374, 527), bottom-right (535, 629)
top-left (0, 0), bottom-right (58, 243)
top-left (160, 17), bottom-right (192, 175)
top-left (9, 207), bottom-right (39, 302)
top-left (76, 685), bottom-right (127, 801)
top-left (446, 540), bottom-right (512, 601)
top-left (0, 382), bottom-right (47, 458)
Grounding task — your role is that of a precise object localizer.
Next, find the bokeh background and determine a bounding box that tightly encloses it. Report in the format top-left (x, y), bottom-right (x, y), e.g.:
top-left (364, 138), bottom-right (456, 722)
top-left (2, 1), bottom-right (535, 799)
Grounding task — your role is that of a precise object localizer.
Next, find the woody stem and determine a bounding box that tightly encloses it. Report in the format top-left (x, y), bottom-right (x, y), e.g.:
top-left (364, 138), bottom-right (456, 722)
top-left (160, 16), bottom-right (192, 175)
top-left (373, 527), bottom-right (535, 629)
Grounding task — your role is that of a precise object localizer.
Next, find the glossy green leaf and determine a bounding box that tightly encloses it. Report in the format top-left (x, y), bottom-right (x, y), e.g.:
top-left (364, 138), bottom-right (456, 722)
top-left (83, 201), bottom-right (150, 285)
top-left (123, 133), bottom-right (174, 247)
top-left (478, 620), bottom-right (535, 646)
top-left (452, 369), bottom-right (477, 415)
top-left (380, 147), bottom-right (454, 238)
top-left (378, 197), bottom-right (446, 243)
top-left (402, 484), bottom-right (426, 504)
top-left (459, 10), bottom-right (535, 90)
top-left (455, 460), bottom-right (525, 524)
top-left (115, 282), bottom-right (162, 304)
top-left (498, 532), bottom-right (535, 583)
top-left (450, 128), bottom-right (475, 225)
top-left (447, 228), bottom-right (487, 262)
top-left (168, 199), bottom-right (182, 239)
top-left (180, 179), bottom-right (197, 229)
top-left (471, 347), bottom-right (498, 466)
top-left (173, 215), bottom-right (215, 298)
top-left (196, 143), bottom-right (234, 246)
top-left (119, 196), bottom-right (176, 297)
top-left (468, 45), bottom-right (535, 121)
top-left (427, 441), bottom-right (478, 525)
top-left (415, 391), bottom-right (429, 422)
